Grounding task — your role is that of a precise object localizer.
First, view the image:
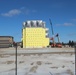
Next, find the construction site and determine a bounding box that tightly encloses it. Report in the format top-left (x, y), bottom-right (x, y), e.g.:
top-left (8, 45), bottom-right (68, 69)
top-left (0, 20), bottom-right (75, 75)
top-left (0, 0), bottom-right (76, 74)
top-left (0, 20), bottom-right (64, 48)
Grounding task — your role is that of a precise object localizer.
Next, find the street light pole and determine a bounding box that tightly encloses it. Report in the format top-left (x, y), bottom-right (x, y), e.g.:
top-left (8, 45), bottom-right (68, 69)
top-left (15, 43), bottom-right (17, 75)
top-left (74, 42), bottom-right (76, 75)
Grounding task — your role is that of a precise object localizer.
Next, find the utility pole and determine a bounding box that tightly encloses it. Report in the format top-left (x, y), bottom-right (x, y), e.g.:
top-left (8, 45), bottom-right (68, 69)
top-left (14, 42), bottom-right (17, 75)
top-left (74, 42), bottom-right (76, 75)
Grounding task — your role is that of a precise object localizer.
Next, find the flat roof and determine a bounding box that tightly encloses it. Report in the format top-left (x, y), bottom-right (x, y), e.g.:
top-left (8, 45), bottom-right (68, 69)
top-left (0, 36), bottom-right (13, 38)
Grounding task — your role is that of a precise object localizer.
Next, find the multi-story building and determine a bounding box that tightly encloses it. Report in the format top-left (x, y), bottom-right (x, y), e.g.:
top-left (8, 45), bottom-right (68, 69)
top-left (22, 20), bottom-right (49, 48)
top-left (0, 36), bottom-right (14, 48)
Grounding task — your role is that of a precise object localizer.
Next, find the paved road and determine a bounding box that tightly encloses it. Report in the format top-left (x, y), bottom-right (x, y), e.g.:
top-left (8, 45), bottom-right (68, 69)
top-left (0, 47), bottom-right (75, 55)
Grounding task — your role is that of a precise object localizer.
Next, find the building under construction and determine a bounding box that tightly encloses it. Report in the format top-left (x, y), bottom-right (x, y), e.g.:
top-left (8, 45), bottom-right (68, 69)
top-left (22, 20), bottom-right (49, 48)
top-left (0, 36), bottom-right (14, 48)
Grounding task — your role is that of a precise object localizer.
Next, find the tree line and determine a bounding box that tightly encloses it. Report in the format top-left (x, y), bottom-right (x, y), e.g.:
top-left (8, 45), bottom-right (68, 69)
top-left (49, 40), bottom-right (76, 48)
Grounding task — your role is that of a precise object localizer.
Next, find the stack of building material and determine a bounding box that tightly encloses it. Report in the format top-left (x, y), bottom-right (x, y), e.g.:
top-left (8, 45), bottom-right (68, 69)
top-left (0, 36), bottom-right (14, 48)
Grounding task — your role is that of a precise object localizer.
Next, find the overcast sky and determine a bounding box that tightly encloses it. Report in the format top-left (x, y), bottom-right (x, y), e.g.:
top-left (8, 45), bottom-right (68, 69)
top-left (0, 0), bottom-right (76, 42)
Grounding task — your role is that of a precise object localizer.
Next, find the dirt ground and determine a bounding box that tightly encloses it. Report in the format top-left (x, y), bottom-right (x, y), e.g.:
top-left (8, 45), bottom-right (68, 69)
top-left (0, 47), bottom-right (75, 75)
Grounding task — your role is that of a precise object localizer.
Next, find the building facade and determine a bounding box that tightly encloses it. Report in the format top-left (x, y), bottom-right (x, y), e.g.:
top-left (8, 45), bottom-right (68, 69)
top-left (22, 20), bottom-right (49, 48)
top-left (0, 36), bottom-right (14, 48)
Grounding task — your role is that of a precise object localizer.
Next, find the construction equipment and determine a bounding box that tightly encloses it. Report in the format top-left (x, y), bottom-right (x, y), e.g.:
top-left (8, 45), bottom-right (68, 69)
top-left (49, 19), bottom-right (55, 44)
top-left (49, 19), bottom-right (62, 48)
top-left (51, 35), bottom-right (62, 48)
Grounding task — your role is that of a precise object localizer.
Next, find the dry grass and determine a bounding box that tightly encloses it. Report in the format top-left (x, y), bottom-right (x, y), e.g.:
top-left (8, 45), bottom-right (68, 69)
top-left (55, 69), bottom-right (74, 75)
top-left (66, 69), bottom-right (74, 75)
top-left (19, 61), bottom-right (24, 64)
top-left (45, 62), bottom-right (52, 64)
top-left (36, 61), bottom-right (42, 65)
top-left (29, 65), bottom-right (38, 73)
top-left (50, 66), bottom-right (58, 69)
top-left (62, 65), bottom-right (65, 68)
top-left (6, 61), bottom-right (14, 64)
top-left (31, 62), bottom-right (34, 65)
top-left (0, 55), bottom-right (10, 58)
